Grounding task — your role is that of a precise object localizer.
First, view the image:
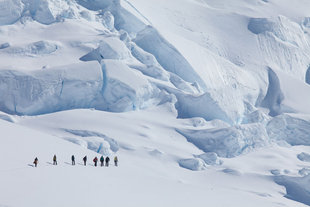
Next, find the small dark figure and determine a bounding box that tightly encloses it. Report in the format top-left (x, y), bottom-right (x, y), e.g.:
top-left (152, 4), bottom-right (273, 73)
top-left (33, 157), bottom-right (38, 167)
top-left (93, 157), bottom-right (98, 167)
top-left (114, 156), bottom-right (118, 166)
top-left (100, 156), bottom-right (104, 167)
top-left (83, 156), bottom-right (87, 166)
top-left (71, 155), bottom-right (75, 165)
top-left (53, 154), bottom-right (57, 165)
top-left (105, 156), bottom-right (110, 167)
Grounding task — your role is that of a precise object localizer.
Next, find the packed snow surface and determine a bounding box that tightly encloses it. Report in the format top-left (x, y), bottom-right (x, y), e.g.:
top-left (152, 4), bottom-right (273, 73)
top-left (1, 0), bottom-right (310, 206)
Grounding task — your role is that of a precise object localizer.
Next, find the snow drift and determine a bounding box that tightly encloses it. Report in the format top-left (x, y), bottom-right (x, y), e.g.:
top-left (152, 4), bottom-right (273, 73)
top-left (275, 175), bottom-right (310, 206)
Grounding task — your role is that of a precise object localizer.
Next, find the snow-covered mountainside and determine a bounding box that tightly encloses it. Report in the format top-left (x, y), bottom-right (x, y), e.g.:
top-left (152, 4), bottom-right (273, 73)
top-left (1, 0), bottom-right (310, 206)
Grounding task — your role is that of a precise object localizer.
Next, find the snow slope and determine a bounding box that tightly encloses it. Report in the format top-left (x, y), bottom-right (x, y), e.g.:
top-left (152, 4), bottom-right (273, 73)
top-left (1, 0), bottom-right (310, 206)
top-left (1, 108), bottom-right (310, 207)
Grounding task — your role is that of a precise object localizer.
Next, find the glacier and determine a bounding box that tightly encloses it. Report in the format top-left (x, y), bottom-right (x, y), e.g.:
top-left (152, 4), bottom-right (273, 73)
top-left (1, 0), bottom-right (310, 206)
top-left (0, 0), bottom-right (309, 159)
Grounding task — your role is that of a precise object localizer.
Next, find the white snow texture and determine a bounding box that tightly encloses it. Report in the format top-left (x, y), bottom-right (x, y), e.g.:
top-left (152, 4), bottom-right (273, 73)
top-left (1, 0), bottom-right (310, 206)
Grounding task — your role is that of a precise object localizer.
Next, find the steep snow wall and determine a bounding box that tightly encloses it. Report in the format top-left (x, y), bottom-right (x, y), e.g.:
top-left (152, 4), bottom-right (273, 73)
top-left (23, 0), bottom-right (82, 24)
top-left (261, 68), bottom-right (284, 116)
top-left (175, 92), bottom-right (233, 123)
top-left (0, 59), bottom-right (158, 115)
top-left (0, 62), bottom-right (103, 115)
top-left (76, 0), bottom-right (113, 11)
top-left (76, 0), bottom-right (146, 33)
top-left (80, 37), bottom-right (132, 62)
top-left (134, 26), bottom-right (207, 91)
top-left (96, 60), bottom-right (156, 112)
top-left (274, 175), bottom-right (310, 206)
top-left (1, 0), bottom-right (310, 127)
top-left (305, 66), bottom-right (310, 85)
top-left (0, 0), bottom-right (24, 25)
top-left (250, 16), bottom-right (310, 80)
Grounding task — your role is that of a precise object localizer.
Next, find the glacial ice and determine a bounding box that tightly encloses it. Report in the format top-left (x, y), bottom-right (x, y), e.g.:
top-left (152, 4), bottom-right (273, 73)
top-left (0, 62), bottom-right (103, 115)
top-left (94, 37), bottom-right (132, 60)
top-left (270, 169), bottom-right (281, 176)
top-left (63, 129), bottom-right (119, 153)
top-left (266, 114), bottom-right (310, 146)
top-left (2, 0), bottom-right (310, 206)
top-left (174, 92), bottom-right (234, 124)
top-left (64, 136), bottom-right (113, 155)
top-left (248, 18), bottom-right (275, 35)
top-left (177, 123), bottom-right (269, 158)
top-left (178, 158), bottom-right (206, 171)
top-left (261, 68), bottom-right (284, 116)
top-left (274, 175), bottom-right (310, 206)
top-left (28, 40), bottom-right (58, 55)
top-left (242, 110), bottom-right (270, 124)
top-left (80, 37), bottom-right (132, 61)
top-left (128, 42), bottom-right (170, 81)
top-left (299, 168), bottom-right (310, 176)
top-left (96, 60), bottom-right (155, 112)
top-left (305, 66), bottom-right (310, 85)
top-left (79, 10), bottom-right (95, 21)
top-left (134, 26), bottom-right (207, 91)
top-left (28, 0), bottom-right (56, 25)
top-left (169, 73), bottom-right (200, 94)
top-left (0, 111), bottom-right (15, 123)
top-left (0, 0), bottom-right (310, 169)
top-left (128, 64), bottom-right (170, 82)
top-left (297, 152), bottom-right (310, 162)
top-left (0, 57), bottom-right (158, 115)
top-left (195, 152), bottom-right (223, 165)
top-left (6, 40), bottom-right (59, 56)
top-left (0, 42), bottom-right (10, 49)
top-left (76, 0), bottom-right (113, 11)
top-left (303, 17), bottom-right (310, 28)
top-left (128, 42), bottom-right (159, 67)
top-left (0, 0), bottom-right (23, 25)
top-left (254, 16), bottom-right (310, 80)
top-left (222, 168), bottom-right (242, 176)
top-left (25, 0), bottom-right (81, 24)
top-left (0, 0), bottom-right (266, 127)
top-left (101, 11), bottom-right (115, 31)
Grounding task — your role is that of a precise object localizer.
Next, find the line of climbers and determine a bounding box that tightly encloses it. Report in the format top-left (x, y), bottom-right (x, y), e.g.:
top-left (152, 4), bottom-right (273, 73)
top-left (33, 155), bottom-right (118, 167)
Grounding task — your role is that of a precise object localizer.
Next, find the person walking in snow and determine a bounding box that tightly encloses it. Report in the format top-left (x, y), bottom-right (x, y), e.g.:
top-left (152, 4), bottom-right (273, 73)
top-left (93, 156), bottom-right (98, 167)
top-left (105, 156), bottom-right (110, 167)
top-left (83, 156), bottom-right (87, 166)
top-left (53, 154), bottom-right (57, 165)
top-left (33, 157), bottom-right (38, 167)
top-left (114, 156), bottom-right (118, 166)
top-left (100, 156), bottom-right (104, 167)
top-left (71, 155), bottom-right (75, 165)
